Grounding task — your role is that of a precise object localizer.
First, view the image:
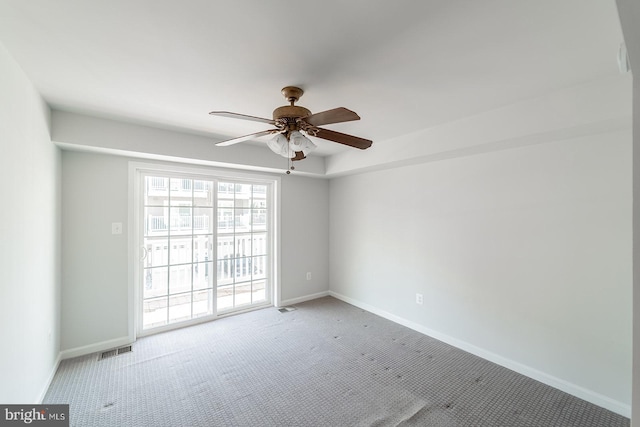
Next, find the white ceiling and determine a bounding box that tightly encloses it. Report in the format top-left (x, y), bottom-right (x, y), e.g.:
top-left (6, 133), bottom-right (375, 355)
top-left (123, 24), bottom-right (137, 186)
top-left (0, 0), bottom-right (625, 157)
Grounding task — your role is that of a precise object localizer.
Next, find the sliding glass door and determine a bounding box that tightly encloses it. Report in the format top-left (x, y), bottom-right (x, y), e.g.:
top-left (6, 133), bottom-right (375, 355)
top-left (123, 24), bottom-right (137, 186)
top-left (136, 169), bottom-right (274, 334)
top-left (216, 182), bottom-right (269, 311)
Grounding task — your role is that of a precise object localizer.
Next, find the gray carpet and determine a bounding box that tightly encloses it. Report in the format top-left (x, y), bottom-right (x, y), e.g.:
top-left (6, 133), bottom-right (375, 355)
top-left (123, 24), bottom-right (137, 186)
top-left (44, 297), bottom-right (630, 426)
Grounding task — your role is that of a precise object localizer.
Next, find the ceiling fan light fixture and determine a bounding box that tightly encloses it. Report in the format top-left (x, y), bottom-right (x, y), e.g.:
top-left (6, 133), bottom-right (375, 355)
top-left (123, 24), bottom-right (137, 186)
top-left (289, 130), bottom-right (317, 156)
top-left (267, 133), bottom-right (290, 157)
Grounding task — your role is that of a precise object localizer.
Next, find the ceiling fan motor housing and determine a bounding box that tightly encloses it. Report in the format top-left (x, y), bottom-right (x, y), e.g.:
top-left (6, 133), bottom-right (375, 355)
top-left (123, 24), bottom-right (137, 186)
top-left (273, 86), bottom-right (310, 124)
top-left (272, 105), bottom-right (311, 121)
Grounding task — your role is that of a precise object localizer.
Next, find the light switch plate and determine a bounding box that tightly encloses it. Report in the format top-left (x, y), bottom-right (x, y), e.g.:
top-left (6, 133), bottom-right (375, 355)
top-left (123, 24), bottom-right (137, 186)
top-left (112, 222), bottom-right (123, 235)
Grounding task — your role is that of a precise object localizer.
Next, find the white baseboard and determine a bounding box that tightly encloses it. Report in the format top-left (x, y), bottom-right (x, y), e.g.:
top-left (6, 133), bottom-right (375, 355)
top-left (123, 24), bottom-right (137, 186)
top-left (328, 291), bottom-right (631, 418)
top-left (59, 336), bottom-right (133, 361)
top-left (37, 353), bottom-right (62, 403)
top-left (279, 291), bottom-right (329, 307)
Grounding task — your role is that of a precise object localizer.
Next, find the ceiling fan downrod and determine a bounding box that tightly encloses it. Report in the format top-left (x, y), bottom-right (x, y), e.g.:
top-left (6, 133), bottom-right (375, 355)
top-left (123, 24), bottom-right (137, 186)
top-left (281, 86), bottom-right (304, 105)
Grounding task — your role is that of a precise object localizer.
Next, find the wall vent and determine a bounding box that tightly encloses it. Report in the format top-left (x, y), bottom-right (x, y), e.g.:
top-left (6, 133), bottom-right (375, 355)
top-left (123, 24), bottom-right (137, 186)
top-left (99, 345), bottom-right (133, 360)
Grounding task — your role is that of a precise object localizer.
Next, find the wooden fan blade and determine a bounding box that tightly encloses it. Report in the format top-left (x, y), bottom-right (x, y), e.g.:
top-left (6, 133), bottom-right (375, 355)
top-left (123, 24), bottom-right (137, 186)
top-left (209, 111), bottom-right (275, 125)
top-left (313, 128), bottom-right (372, 150)
top-left (215, 129), bottom-right (277, 147)
top-left (302, 107), bottom-right (360, 126)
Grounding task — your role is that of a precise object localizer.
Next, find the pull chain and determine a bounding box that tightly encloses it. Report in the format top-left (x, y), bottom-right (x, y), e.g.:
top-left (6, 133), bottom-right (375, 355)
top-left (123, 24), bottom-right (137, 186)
top-left (285, 135), bottom-right (295, 174)
top-left (286, 155), bottom-right (295, 174)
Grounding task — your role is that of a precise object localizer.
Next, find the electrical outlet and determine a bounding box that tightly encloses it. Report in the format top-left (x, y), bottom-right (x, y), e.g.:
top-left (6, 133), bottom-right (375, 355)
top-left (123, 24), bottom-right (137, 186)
top-left (416, 293), bottom-right (423, 305)
top-left (306, 272), bottom-right (312, 280)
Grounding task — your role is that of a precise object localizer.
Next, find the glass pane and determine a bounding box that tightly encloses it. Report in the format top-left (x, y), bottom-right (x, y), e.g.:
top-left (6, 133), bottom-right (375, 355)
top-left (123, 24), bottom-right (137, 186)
top-left (235, 209), bottom-right (251, 232)
top-left (252, 256), bottom-right (267, 280)
top-left (235, 234), bottom-right (251, 258)
top-left (252, 233), bottom-right (267, 256)
top-left (235, 283), bottom-right (252, 306)
top-left (217, 259), bottom-right (233, 285)
top-left (170, 178), bottom-right (193, 205)
top-left (235, 199), bottom-right (250, 209)
top-left (170, 207), bottom-right (192, 235)
top-left (234, 257), bottom-right (252, 282)
top-left (193, 180), bottom-right (213, 207)
top-left (143, 237), bottom-right (168, 267)
top-left (193, 207), bottom-right (213, 234)
top-left (217, 208), bottom-right (234, 233)
top-left (193, 234), bottom-right (212, 263)
top-left (169, 264), bottom-right (192, 294)
top-left (143, 267), bottom-right (168, 299)
top-left (169, 293), bottom-right (192, 323)
top-left (235, 184), bottom-right (252, 209)
top-left (217, 235), bottom-right (234, 260)
top-left (144, 206), bottom-right (168, 236)
top-left (193, 262), bottom-right (213, 290)
top-left (143, 297), bottom-right (167, 329)
top-left (252, 209), bottom-right (267, 231)
top-left (217, 285), bottom-right (234, 311)
top-left (252, 185), bottom-right (267, 208)
top-left (193, 289), bottom-right (213, 318)
top-left (218, 182), bottom-right (234, 198)
top-left (252, 198), bottom-right (267, 209)
top-left (169, 237), bottom-right (192, 265)
top-left (145, 176), bottom-right (168, 205)
top-left (252, 280), bottom-right (266, 303)
top-left (219, 199), bottom-right (233, 208)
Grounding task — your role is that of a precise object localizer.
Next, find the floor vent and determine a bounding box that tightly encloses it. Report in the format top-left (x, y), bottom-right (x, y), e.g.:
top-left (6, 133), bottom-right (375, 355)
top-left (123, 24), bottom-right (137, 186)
top-left (117, 345), bottom-right (132, 355)
top-left (99, 345), bottom-right (133, 360)
top-left (278, 307), bottom-right (296, 313)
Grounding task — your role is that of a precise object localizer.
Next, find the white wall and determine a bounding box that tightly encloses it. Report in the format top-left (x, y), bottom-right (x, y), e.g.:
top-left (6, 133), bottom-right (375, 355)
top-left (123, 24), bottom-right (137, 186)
top-left (61, 151), bottom-right (130, 352)
top-left (60, 150), bottom-right (330, 353)
top-left (280, 175), bottom-right (330, 303)
top-left (329, 131), bottom-right (632, 414)
top-left (615, 0), bottom-right (639, 422)
top-left (0, 43), bottom-right (61, 402)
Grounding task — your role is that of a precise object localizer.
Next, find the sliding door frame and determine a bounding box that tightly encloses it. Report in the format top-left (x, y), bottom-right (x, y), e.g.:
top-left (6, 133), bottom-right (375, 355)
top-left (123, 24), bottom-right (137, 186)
top-left (128, 161), bottom-right (281, 339)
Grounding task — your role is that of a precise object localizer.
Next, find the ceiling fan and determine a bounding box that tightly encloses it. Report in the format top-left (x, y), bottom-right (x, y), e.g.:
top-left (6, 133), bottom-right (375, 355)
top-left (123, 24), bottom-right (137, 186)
top-left (209, 86), bottom-right (372, 162)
